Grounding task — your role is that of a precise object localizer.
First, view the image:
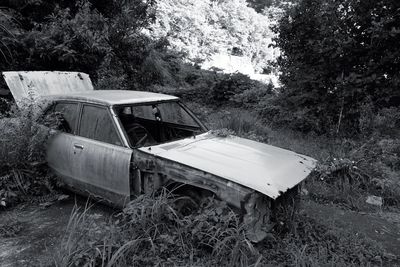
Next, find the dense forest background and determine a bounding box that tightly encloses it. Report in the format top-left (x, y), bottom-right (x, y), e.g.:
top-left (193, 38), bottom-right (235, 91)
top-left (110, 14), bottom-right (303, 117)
top-left (1, 0), bottom-right (399, 137)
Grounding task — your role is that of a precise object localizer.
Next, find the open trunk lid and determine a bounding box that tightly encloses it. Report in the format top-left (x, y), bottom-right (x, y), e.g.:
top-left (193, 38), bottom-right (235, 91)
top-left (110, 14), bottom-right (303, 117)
top-left (2, 71), bottom-right (94, 106)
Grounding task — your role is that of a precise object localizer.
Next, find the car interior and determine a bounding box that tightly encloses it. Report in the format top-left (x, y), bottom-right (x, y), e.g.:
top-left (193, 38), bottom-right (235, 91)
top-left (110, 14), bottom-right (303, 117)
top-left (116, 102), bottom-right (206, 147)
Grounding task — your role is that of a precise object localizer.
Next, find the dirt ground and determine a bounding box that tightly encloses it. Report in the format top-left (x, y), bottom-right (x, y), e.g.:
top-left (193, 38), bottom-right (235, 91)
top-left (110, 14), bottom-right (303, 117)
top-left (1, 194), bottom-right (399, 266)
top-left (0, 195), bottom-right (114, 267)
top-left (303, 200), bottom-right (400, 258)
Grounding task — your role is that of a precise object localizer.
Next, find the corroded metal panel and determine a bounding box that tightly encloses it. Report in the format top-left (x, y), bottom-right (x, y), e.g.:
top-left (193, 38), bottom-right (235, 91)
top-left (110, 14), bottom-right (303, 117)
top-left (133, 149), bottom-right (253, 208)
top-left (68, 135), bottom-right (133, 207)
top-left (47, 133), bottom-right (76, 181)
top-left (2, 71), bottom-right (93, 105)
top-left (139, 132), bottom-right (317, 199)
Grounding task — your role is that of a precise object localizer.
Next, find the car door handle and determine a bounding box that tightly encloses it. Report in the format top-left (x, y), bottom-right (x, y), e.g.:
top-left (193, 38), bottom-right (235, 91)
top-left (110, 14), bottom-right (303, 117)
top-left (73, 144), bottom-right (84, 150)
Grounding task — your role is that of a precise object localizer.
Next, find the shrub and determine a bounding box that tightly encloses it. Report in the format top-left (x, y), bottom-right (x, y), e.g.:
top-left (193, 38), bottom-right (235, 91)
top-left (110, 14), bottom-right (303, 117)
top-left (230, 82), bottom-right (275, 109)
top-left (0, 100), bottom-right (57, 207)
top-left (210, 73), bottom-right (259, 103)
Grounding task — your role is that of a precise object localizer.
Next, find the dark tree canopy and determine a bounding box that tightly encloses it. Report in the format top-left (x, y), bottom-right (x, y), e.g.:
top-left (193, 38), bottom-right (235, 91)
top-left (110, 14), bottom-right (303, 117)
top-left (0, 0), bottom-right (160, 90)
top-left (273, 0), bottom-right (400, 134)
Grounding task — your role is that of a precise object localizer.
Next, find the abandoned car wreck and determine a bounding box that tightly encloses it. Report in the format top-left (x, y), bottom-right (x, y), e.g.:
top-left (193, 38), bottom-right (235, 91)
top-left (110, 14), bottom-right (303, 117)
top-left (3, 71), bottom-right (317, 241)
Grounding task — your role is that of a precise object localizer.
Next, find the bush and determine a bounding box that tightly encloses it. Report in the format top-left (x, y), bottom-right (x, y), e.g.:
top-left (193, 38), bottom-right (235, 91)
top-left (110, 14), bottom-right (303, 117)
top-left (0, 100), bottom-right (57, 207)
top-left (230, 82), bottom-right (275, 109)
top-left (210, 73), bottom-right (260, 103)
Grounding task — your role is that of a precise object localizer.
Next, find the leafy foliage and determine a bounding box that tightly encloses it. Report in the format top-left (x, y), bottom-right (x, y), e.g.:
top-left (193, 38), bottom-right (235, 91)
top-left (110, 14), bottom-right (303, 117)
top-left (211, 73), bottom-right (262, 102)
top-left (0, 8), bottom-right (17, 64)
top-left (150, 0), bottom-right (279, 72)
top-left (0, 100), bottom-right (58, 207)
top-left (1, 0), bottom-right (163, 89)
top-left (272, 0), bottom-right (400, 135)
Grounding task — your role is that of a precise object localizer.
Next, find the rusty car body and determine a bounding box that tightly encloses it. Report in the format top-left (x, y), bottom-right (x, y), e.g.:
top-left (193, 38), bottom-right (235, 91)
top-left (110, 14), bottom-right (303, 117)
top-left (3, 71), bottom-right (317, 241)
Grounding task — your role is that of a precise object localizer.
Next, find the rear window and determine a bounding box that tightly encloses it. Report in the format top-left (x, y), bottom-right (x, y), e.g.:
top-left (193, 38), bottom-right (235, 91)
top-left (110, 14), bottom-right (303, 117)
top-left (79, 105), bottom-right (122, 146)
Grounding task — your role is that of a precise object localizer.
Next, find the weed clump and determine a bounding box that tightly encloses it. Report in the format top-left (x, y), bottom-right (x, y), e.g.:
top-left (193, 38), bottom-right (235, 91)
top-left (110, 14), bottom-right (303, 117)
top-left (0, 100), bottom-right (58, 207)
top-left (56, 190), bottom-right (260, 266)
top-left (307, 138), bottom-right (400, 210)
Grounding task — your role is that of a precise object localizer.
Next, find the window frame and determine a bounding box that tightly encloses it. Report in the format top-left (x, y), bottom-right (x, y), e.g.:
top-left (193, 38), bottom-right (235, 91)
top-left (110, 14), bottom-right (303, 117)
top-left (113, 100), bottom-right (208, 148)
top-left (42, 100), bottom-right (80, 136)
top-left (114, 100), bottom-right (207, 130)
top-left (76, 103), bottom-right (125, 147)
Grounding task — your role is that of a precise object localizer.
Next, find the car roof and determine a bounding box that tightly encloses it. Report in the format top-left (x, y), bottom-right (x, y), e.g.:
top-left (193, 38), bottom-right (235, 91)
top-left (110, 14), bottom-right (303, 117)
top-left (46, 90), bottom-right (179, 106)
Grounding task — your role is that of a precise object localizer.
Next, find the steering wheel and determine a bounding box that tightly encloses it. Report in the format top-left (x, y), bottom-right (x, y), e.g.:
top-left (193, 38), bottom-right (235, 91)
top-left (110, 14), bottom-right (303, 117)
top-left (126, 123), bottom-right (153, 147)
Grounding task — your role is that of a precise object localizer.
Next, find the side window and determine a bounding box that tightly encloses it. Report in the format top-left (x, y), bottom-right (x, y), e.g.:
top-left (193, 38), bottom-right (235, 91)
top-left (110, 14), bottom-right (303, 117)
top-left (79, 105), bottom-right (122, 146)
top-left (53, 102), bottom-right (79, 134)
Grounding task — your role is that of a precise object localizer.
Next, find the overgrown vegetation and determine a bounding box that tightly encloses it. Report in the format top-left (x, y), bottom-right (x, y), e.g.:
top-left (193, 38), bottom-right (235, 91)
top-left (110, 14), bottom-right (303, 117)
top-left (0, 100), bottom-right (58, 207)
top-left (187, 103), bottom-right (400, 211)
top-left (55, 190), bottom-right (390, 266)
top-left (0, 0), bottom-right (164, 90)
top-left (150, 0), bottom-right (280, 72)
top-left (271, 0), bottom-right (400, 135)
top-left (1, 0), bottom-right (400, 265)
top-left (55, 190), bottom-right (261, 266)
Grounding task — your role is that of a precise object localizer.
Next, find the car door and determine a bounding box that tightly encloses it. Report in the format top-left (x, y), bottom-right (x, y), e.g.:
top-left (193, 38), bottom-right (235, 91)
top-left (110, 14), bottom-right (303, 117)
top-left (71, 103), bottom-right (132, 207)
top-left (46, 101), bottom-right (80, 182)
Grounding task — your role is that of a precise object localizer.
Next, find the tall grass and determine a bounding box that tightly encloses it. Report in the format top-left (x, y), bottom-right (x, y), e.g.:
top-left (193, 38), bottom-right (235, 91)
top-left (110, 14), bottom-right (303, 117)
top-left (205, 108), bottom-right (270, 143)
top-left (55, 189), bottom-right (261, 266)
top-left (56, 190), bottom-right (390, 266)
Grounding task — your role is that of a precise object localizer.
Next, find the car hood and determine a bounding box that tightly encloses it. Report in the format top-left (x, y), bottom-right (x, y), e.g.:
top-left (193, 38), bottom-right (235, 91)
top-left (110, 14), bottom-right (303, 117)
top-left (139, 132), bottom-right (317, 199)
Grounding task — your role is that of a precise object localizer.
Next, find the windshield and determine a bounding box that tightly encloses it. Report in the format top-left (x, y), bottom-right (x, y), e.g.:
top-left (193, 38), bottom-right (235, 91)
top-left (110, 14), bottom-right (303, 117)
top-left (115, 101), bottom-right (206, 147)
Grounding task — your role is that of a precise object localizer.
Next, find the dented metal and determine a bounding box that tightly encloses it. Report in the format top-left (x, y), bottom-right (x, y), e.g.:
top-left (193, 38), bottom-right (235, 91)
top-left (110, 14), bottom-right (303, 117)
top-left (139, 133), bottom-right (317, 199)
top-left (133, 148), bottom-right (253, 208)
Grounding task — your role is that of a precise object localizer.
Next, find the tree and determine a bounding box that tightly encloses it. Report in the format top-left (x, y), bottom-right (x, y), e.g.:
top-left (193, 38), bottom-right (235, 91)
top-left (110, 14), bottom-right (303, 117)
top-left (150, 0), bottom-right (278, 72)
top-left (272, 0), bottom-right (400, 134)
top-left (0, 0), bottom-right (166, 90)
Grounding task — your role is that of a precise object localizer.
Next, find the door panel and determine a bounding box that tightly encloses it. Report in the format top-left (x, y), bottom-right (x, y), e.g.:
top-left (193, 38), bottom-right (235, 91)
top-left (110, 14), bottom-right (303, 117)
top-left (72, 104), bottom-right (132, 207)
top-left (45, 102), bottom-right (79, 182)
top-left (71, 136), bottom-right (132, 207)
top-left (47, 133), bottom-right (75, 180)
